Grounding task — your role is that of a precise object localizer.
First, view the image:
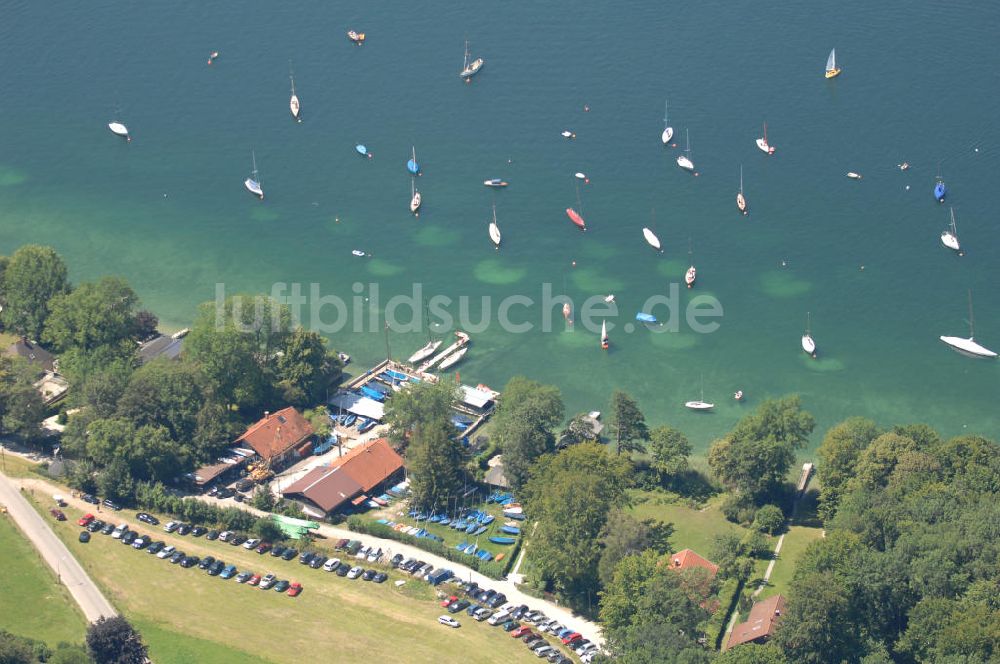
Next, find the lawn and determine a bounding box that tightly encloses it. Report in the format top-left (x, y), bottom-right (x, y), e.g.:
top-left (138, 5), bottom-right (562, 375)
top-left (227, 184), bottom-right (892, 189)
top-left (0, 450), bottom-right (40, 478)
top-left (628, 490), bottom-right (750, 557)
top-left (0, 513), bottom-right (87, 646)
top-left (38, 501), bottom-right (545, 664)
top-left (756, 525), bottom-right (823, 600)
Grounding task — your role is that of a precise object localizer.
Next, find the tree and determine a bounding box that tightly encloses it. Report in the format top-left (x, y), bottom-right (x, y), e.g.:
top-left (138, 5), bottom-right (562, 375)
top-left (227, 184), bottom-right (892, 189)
top-left (58, 345), bottom-right (136, 417)
top-left (598, 510), bottom-right (673, 588)
top-left (86, 616), bottom-right (148, 664)
top-left (524, 443), bottom-right (632, 606)
top-left (253, 517), bottom-right (285, 542)
top-left (708, 397), bottom-right (815, 504)
top-left (382, 380), bottom-right (457, 452)
top-left (276, 328), bottom-right (342, 407)
top-left (773, 571), bottom-right (864, 664)
top-left (303, 406), bottom-right (332, 439)
top-left (406, 421), bottom-right (465, 510)
top-left (558, 412), bottom-right (601, 448)
top-left (716, 643), bottom-right (789, 664)
top-left (48, 644), bottom-right (93, 664)
top-left (608, 391), bottom-right (649, 455)
top-left (43, 276), bottom-right (140, 352)
top-left (648, 425), bottom-right (692, 482)
top-left (116, 359), bottom-right (207, 442)
top-left (753, 504), bottom-right (785, 534)
top-left (492, 377), bottom-right (564, 491)
top-left (133, 309), bottom-right (158, 340)
top-left (816, 417), bottom-right (880, 522)
top-left (0, 629), bottom-right (38, 664)
top-left (0, 357), bottom-right (45, 441)
top-left (0, 244), bottom-right (70, 339)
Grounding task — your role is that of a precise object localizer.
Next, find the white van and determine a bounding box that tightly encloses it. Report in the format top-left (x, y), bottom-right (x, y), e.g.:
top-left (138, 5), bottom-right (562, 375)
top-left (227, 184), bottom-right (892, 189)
top-left (111, 523), bottom-right (128, 539)
top-left (487, 610), bottom-right (510, 626)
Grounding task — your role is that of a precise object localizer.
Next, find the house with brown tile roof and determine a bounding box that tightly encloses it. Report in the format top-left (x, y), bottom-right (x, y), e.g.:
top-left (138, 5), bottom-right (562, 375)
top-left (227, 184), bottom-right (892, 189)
top-left (236, 407), bottom-right (314, 467)
top-left (726, 594), bottom-right (786, 650)
top-left (281, 438), bottom-right (404, 516)
top-left (668, 549), bottom-right (719, 576)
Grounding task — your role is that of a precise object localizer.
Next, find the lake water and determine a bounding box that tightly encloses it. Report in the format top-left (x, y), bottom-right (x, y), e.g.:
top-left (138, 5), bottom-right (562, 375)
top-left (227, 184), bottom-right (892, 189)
top-left (1, 1), bottom-right (998, 451)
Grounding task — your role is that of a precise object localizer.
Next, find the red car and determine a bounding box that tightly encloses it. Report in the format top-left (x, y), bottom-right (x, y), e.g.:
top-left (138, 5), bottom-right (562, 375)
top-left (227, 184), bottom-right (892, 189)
top-left (247, 574), bottom-right (261, 586)
top-left (255, 542), bottom-right (271, 555)
top-left (50, 508), bottom-right (67, 521)
top-left (77, 513), bottom-right (95, 527)
top-left (511, 626), bottom-right (532, 638)
top-left (441, 595), bottom-right (458, 608)
top-left (561, 632), bottom-right (582, 645)
top-left (287, 581), bottom-right (303, 597)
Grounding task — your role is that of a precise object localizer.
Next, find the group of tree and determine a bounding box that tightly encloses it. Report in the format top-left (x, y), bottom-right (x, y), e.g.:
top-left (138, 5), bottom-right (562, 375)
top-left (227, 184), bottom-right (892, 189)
top-left (769, 421), bottom-right (1000, 663)
top-left (0, 616), bottom-right (147, 664)
top-left (490, 376), bottom-right (564, 491)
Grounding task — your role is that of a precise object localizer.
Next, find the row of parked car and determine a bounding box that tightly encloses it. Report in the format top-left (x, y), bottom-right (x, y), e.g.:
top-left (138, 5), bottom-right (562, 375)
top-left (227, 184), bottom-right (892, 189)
top-left (75, 514), bottom-right (303, 596)
top-left (436, 580), bottom-right (600, 663)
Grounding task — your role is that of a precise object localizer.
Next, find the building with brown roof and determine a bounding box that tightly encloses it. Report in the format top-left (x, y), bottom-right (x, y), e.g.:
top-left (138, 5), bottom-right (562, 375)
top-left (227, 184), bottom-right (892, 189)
top-left (726, 594), bottom-right (787, 650)
top-left (281, 438), bottom-right (404, 516)
top-left (668, 549), bottom-right (719, 576)
top-left (236, 407), bottom-right (314, 467)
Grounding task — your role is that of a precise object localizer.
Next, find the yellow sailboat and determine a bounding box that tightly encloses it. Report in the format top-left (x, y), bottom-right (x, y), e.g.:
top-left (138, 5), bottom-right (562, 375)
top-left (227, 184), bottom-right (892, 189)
top-left (825, 48), bottom-right (841, 79)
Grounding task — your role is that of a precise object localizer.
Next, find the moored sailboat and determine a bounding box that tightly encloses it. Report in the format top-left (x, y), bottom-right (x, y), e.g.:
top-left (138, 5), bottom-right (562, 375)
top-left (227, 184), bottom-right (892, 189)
top-left (940, 207), bottom-right (960, 252)
top-left (407, 146), bottom-right (420, 175)
top-left (661, 99), bottom-right (673, 145)
top-left (685, 377), bottom-right (714, 410)
top-left (685, 240), bottom-right (696, 288)
top-left (409, 178), bottom-right (422, 215)
top-left (460, 39), bottom-right (484, 79)
top-left (108, 121), bottom-right (131, 142)
top-left (802, 312), bottom-right (817, 358)
top-left (244, 150), bottom-right (264, 199)
top-left (940, 292), bottom-right (996, 358)
top-left (601, 319), bottom-right (609, 350)
top-left (756, 122), bottom-right (775, 154)
top-left (566, 182), bottom-right (586, 230)
top-left (677, 129), bottom-right (694, 172)
top-left (439, 346), bottom-right (468, 369)
top-left (934, 164), bottom-right (947, 203)
top-left (488, 203), bottom-right (501, 249)
top-left (643, 228), bottom-right (662, 252)
top-left (737, 165), bottom-right (748, 215)
top-left (289, 66), bottom-right (301, 121)
top-left (825, 48), bottom-right (841, 78)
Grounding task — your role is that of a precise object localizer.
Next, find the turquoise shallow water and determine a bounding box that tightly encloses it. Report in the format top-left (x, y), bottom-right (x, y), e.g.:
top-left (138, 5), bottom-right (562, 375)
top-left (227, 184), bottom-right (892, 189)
top-left (1, 1), bottom-right (999, 451)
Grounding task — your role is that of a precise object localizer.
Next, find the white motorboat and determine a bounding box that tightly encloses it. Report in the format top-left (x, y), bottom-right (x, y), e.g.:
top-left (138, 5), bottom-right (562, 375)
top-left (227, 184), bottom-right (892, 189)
top-left (941, 207), bottom-right (960, 252)
top-left (408, 340), bottom-right (443, 364)
top-left (661, 99), bottom-right (673, 145)
top-left (438, 346), bottom-right (468, 369)
top-left (802, 312), bottom-right (817, 357)
top-left (108, 121), bottom-right (130, 142)
top-left (847, 172), bottom-right (863, 180)
top-left (940, 292), bottom-right (996, 358)
top-left (352, 250), bottom-right (366, 257)
top-left (483, 178), bottom-right (508, 188)
top-left (685, 400), bottom-right (715, 411)
top-left (244, 150), bottom-right (264, 199)
top-left (575, 172), bottom-right (588, 181)
top-left (642, 227), bottom-right (662, 252)
top-left (488, 203), bottom-right (501, 248)
top-left (756, 122), bottom-right (775, 155)
top-left (604, 295), bottom-right (615, 304)
top-left (677, 129), bottom-right (694, 171)
top-left (561, 130), bottom-right (576, 139)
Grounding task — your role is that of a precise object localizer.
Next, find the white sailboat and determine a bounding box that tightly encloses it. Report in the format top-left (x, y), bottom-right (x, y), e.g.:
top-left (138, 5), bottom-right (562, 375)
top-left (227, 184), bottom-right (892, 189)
top-left (825, 48), bottom-right (841, 79)
top-left (459, 39), bottom-right (484, 79)
top-left (940, 207), bottom-right (960, 252)
top-left (643, 228), bottom-right (661, 252)
top-left (289, 66), bottom-right (301, 121)
top-left (601, 319), bottom-right (609, 350)
top-left (244, 150), bottom-right (264, 199)
top-left (737, 165), bottom-right (748, 215)
top-left (439, 346), bottom-right (468, 369)
top-left (408, 339), bottom-right (442, 364)
top-left (685, 377), bottom-right (714, 410)
top-left (940, 292), bottom-right (996, 358)
top-left (685, 240), bottom-right (696, 288)
top-left (677, 129), bottom-right (694, 172)
top-left (410, 178), bottom-right (422, 215)
top-left (108, 121), bottom-right (131, 142)
top-left (802, 312), bottom-right (817, 358)
top-left (756, 122), bottom-right (775, 155)
top-left (488, 204), bottom-right (502, 248)
top-left (661, 99), bottom-right (674, 145)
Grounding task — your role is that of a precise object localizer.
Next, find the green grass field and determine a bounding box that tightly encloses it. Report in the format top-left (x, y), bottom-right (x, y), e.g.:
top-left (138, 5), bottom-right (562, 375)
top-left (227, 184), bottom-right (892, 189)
top-left (0, 514), bottom-right (87, 646)
top-left (756, 525), bottom-right (823, 600)
top-left (39, 502), bottom-right (552, 664)
top-left (628, 490), bottom-right (750, 557)
top-left (0, 451), bottom-right (40, 478)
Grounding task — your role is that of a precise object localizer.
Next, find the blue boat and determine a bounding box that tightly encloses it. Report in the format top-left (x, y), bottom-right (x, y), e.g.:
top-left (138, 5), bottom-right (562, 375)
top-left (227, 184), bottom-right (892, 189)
top-left (356, 144), bottom-right (368, 156)
top-left (358, 418), bottom-right (377, 433)
top-left (481, 515), bottom-right (495, 525)
top-left (360, 385), bottom-right (386, 401)
top-left (489, 536), bottom-right (516, 545)
top-left (407, 146), bottom-right (420, 174)
top-left (465, 523), bottom-right (478, 534)
top-left (504, 511), bottom-right (526, 521)
top-left (476, 550), bottom-right (493, 561)
top-left (934, 179), bottom-right (947, 203)
top-left (415, 513), bottom-right (428, 521)
top-left (500, 525), bottom-right (520, 535)
top-left (439, 518), bottom-right (450, 526)
top-left (342, 414), bottom-right (357, 427)
top-left (455, 541), bottom-right (468, 551)
top-left (385, 369), bottom-right (409, 382)
top-left (472, 526), bottom-right (488, 536)
top-left (429, 514), bottom-right (442, 523)
top-left (463, 543), bottom-right (477, 555)
top-left (636, 312), bottom-right (658, 324)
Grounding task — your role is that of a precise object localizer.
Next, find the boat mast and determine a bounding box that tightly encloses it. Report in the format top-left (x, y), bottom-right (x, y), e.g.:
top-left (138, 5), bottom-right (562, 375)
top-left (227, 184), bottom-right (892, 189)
top-left (950, 207), bottom-right (958, 236)
top-left (740, 165), bottom-right (744, 194)
top-left (251, 150), bottom-right (259, 184)
top-left (805, 311), bottom-right (811, 336)
top-left (463, 39), bottom-right (470, 70)
top-left (686, 129), bottom-right (691, 157)
top-left (664, 99), bottom-right (669, 126)
top-left (967, 290), bottom-right (976, 339)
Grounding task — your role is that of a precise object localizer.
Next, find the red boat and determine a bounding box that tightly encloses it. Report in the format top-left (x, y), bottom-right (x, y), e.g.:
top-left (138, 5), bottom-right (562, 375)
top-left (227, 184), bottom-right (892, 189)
top-left (565, 208), bottom-right (586, 230)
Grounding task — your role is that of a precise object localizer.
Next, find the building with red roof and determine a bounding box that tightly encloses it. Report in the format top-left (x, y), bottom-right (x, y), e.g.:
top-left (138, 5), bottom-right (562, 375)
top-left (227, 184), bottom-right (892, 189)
top-left (726, 594), bottom-right (786, 649)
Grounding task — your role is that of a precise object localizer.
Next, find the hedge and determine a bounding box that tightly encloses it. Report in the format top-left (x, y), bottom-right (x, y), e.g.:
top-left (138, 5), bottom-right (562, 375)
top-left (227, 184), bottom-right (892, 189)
top-left (703, 576), bottom-right (743, 650)
top-left (133, 481), bottom-right (263, 533)
top-left (346, 515), bottom-right (522, 580)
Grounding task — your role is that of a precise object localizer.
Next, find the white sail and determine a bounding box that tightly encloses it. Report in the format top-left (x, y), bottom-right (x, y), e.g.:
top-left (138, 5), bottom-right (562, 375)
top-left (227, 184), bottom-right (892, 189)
top-left (826, 49), bottom-right (836, 72)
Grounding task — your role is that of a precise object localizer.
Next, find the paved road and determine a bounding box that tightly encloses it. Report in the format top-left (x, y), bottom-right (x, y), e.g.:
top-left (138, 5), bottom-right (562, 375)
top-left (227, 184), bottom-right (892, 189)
top-left (19, 474), bottom-right (603, 646)
top-left (0, 471), bottom-right (116, 622)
